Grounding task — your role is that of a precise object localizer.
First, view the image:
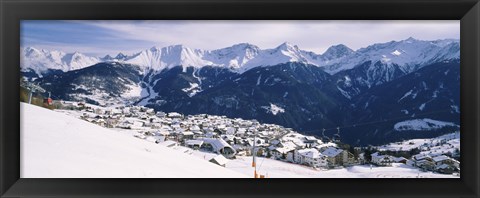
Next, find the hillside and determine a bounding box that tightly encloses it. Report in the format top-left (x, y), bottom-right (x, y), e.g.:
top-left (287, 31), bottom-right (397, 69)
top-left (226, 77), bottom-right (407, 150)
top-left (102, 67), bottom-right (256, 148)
top-left (25, 38), bottom-right (460, 146)
top-left (20, 102), bottom-right (247, 178)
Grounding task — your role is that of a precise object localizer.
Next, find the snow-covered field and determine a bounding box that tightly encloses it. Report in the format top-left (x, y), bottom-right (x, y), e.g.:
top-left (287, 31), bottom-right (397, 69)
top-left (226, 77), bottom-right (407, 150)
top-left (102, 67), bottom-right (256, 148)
top-left (394, 118), bottom-right (458, 131)
top-left (377, 132), bottom-right (460, 156)
top-left (20, 102), bottom-right (246, 178)
top-left (176, 148), bottom-right (457, 178)
top-left (261, 103), bottom-right (285, 115)
top-left (21, 102), bottom-right (458, 178)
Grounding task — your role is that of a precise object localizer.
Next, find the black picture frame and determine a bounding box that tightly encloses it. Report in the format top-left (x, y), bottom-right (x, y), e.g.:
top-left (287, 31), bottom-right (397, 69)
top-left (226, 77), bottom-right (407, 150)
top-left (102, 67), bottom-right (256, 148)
top-left (1, 0), bottom-right (479, 197)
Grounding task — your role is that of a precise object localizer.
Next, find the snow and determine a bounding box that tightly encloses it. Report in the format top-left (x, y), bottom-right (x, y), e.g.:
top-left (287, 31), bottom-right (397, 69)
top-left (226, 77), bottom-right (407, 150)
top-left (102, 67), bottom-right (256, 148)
top-left (123, 84), bottom-right (143, 98)
top-left (381, 55), bottom-right (391, 63)
top-left (20, 102), bottom-right (247, 178)
top-left (70, 81), bottom-right (143, 106)
top-left (136, 82), bottom-right (159, 106)
top-left (261, 103), bottom-right (285, 115)
top-left (298, 148), bottom-right (322, 158)
top-left (398, 90), bottom-right (413, 102)
top-left (209, 155), bottom-right (229, 166)
top-left (321, 38), bottom-right (459, 74)
top-left (337, 86), bottom-right (352, 99)
top-left (394, 118), bottom-right (458, 131)
top-left (181, 82), bottom-right (201, 97)
top-left (22, 38), bottom-right (459, 76)
top-left (125, 45), bottom-right (214, 71)
top-left (25, 102), bottom-right (458, 178)
top-left (377, 132), bottom-right (459, 156)
top-left (432, 90), bottom-right (439, 98)
top-left (187, 150), bottom-right (455, 178)
top-left (321, 147), bottom-right (343, 157)
top-left (419, 103), bottom-right (426, 111)
top-left (450, 105), bottom-right (460, 113)
top-left (21, 47), bottom-right (100, 75)
top-left (256, 75), bottom-right (262, 85)
top-left (343, 75), bottom-right (352, 87)
top-left (391, 50), bottom-right (402, 56)
top-left (202, 138), bottom-right (234, 154)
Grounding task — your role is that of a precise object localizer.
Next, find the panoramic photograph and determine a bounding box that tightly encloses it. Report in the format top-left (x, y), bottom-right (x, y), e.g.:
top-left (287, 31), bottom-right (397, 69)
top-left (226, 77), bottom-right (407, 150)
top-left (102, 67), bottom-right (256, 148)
top-left (20, 20), bottom-right (460, 178)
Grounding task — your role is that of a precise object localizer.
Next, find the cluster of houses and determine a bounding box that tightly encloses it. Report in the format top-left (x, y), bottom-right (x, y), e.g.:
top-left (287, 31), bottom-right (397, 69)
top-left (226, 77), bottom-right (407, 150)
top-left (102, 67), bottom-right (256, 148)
top-left (59, 101), bottom-right (361, 169)
top-left (411, 153), bottom-right (460, 174)
top-left (57, 101), bottom-right (460, 174)
top-left (370, 152), bottom-right (460, 174)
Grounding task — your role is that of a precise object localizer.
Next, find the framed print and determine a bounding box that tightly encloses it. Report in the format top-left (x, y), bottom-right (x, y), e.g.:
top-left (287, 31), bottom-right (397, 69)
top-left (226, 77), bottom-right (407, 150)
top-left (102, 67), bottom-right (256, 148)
top-left (18, 20), bottom-right (463, 179)
top-left (1, 0), bottom-right (479, 197)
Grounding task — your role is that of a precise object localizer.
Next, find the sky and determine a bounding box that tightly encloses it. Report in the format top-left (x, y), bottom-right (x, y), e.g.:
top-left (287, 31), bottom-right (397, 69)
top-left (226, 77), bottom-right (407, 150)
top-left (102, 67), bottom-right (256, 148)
top-left (21, 20), bottom-right (460, 57)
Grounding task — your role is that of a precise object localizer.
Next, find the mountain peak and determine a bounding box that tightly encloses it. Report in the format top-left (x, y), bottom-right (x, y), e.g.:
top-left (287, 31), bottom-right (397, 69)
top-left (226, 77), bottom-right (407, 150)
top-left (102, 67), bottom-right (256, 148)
top-left (322, 44), bottom-right (354, 59)
top-left (277, 42), bottom-right (297, 49)
top-left (24, 46), bottom-right (42, 56)
top-left (21, 38), bottom-right (461, 76)
top-left (25, 46), bottom-right (39, 51)
top-left (229, 43), bottom-right (259, 50)
top-left (161, 44), bottom-right (197, 54)
top-left (166, 44), bottom-right (187, 49)
top-left (406, 36), bottom-right (416, 40)
top-left (21, 47), bottom-right (100, 74)
top-left (115, 52), bottom-right (127, 59)
top-left (403, 37), bottom-right (418, 43)
top-left (146, 45), bottom-right (194, 55)
top-left (103, 54), bottom-right (114, 60)
top-left (71, 51), bottom-right (84, 56)
top-left (149, 46), bottom-right (161, 52)
top-left (330, 44), bottom-right (351, 50)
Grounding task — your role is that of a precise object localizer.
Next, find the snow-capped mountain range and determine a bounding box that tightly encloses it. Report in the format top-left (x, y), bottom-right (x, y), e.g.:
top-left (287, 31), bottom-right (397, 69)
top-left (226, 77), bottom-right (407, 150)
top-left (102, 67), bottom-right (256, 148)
top-left (21, 37), bottom-right (459, 76)
top-left (21, 47), bottom-right (101, 76)
top-left (27, 37), bottom-right (460, 146)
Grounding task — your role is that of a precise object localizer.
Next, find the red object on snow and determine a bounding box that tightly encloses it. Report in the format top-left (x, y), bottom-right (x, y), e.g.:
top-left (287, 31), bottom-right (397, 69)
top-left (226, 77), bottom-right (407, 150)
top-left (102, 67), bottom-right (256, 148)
top-left (44, 98), bottom-right (53, 105)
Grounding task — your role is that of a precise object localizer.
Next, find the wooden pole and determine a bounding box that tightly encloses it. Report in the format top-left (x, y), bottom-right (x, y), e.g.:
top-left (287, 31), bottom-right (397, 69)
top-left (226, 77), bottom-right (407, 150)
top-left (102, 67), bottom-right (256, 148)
top-left (252, 129), bottom-right (257, 178)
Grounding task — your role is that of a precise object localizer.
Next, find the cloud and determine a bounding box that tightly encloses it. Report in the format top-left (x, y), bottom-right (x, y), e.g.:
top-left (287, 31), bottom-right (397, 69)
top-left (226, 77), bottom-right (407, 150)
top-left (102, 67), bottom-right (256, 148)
top-left (22, 20), bottom-right (459, 56)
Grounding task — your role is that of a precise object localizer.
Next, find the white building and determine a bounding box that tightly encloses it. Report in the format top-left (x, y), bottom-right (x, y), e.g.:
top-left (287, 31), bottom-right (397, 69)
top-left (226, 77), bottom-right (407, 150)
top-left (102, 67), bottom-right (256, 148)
top-left (371, 152), bottom-right (394, 166)
top-left (168, 112), bottom-right (183, 118)
top-left (202, 138), bottom-right (236, 158)
top-left (294, 148), bottom-right (327, 168)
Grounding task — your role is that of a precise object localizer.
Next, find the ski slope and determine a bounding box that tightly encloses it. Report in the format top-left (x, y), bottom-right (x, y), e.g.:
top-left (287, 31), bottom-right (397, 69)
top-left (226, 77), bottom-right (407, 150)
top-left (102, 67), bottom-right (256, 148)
top-left (178, 147), bottom-right (457, 178)
top-left (20, 102), bottom-right (247, 178)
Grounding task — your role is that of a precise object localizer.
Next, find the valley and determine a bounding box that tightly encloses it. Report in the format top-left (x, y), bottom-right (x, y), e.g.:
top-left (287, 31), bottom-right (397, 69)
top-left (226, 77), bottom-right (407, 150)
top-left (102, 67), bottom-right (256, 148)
top-left (22, 38), bottom-right (460, 146)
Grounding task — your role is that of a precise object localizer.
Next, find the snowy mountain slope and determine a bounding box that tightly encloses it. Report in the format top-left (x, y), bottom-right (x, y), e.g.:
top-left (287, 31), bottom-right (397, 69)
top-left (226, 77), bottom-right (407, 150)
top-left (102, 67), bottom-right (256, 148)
top-left (21, 47), bottom-right (101, 76)
top-left (377, 132), bottom-right (460, 157)
top-left (101, 52), bottom-right (129, 62)
top-left (121, 42), bottom-right (360, 73)
top-left (24, 38), bottom-right (460, 146)
top-left (22, 37), bottom-right (459, 76)
top-left (205, 43), bottom-right (261, 70)
top-left (394, 119), bottom-right (458, 131)
top-left (35, 62), bottom-right (145, 106)
top-left (122, 42), bottom-right (320, 72)
top-left (137, 63), bottom-right (344, 131)
top-left (34, 59), bottom-right (460, 146)
top-left (125, 45), bottom-right (214, 71)
top-left (323, 60), bottom-right (460, 146)
top-left (321, 38), bottom-right (459, 74)
top-left (330, 39), bottom-right (459, 100)
top-left (20, 102), bottom-right (247, 178)
top-left (123, 38), bottom-right (458, 74)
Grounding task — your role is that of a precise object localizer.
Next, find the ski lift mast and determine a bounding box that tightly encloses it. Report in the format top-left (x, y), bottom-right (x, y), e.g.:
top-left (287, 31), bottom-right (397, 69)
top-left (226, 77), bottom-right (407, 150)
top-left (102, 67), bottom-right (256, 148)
top-left (322, 128), bottom-right (331, 142)
top-left (21, 81), bottom-right (46, 104)
top-left (334, 127), bottom-right (340, 142)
